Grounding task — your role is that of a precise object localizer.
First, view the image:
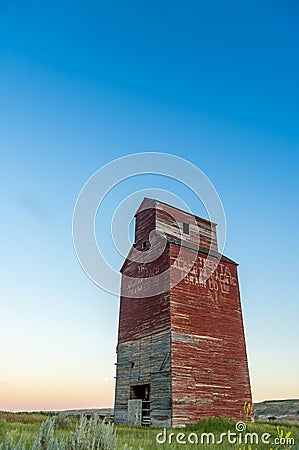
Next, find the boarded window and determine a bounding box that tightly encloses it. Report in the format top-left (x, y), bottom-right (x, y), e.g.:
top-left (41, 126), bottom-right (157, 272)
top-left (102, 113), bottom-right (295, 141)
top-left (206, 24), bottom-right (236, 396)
top-left (183, 222), bottom-right (189, 234)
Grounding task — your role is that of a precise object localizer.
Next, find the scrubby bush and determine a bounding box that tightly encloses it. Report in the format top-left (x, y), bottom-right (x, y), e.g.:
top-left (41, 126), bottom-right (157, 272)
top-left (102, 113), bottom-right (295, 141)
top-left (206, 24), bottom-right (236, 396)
top-left (69, 414), bottom-right (117, 450)
top-left (0, 415), bottom-right (117, 450)
top-left (55, 415), bottom-right (72, 430)
top-left (31, 418), bottom-right (58, 450)
top-left (0, 435), bottom-right (25, 450)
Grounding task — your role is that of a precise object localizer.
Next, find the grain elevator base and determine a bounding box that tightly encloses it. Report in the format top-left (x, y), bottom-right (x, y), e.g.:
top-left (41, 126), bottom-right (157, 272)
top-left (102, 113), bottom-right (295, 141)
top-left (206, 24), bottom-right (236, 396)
top-left (114, 330), bottom-right (172, 428)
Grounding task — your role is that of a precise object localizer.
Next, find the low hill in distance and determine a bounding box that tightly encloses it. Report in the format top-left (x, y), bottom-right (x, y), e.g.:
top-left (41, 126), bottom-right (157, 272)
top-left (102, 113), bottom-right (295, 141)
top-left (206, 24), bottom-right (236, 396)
top-left (60, 408), bottom-right (113, 416)
top-left (3, 400), bottom-right (298, 423)
top-left (59, 400), bottom-right (299, 422)
top-left (254, 399), bottom-right (299, 421)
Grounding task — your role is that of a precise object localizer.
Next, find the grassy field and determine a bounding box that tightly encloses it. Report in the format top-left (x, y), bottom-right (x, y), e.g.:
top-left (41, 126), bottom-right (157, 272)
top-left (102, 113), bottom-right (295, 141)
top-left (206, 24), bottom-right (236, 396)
top-left (0, 412), bottom-right (298, 449)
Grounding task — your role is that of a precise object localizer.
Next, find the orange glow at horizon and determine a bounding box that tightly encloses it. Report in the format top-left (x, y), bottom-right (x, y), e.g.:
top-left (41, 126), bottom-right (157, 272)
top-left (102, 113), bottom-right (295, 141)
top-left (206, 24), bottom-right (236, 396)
top-left (1, 376), bottom-right (299, 411)
top-left (0, 379), bottom-right (115, 412)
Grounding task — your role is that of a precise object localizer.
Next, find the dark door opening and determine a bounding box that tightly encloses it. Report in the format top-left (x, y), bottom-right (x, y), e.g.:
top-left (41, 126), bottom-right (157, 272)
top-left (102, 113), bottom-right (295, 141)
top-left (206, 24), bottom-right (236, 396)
top-left (130, 384), bottom-right (151, 425)
top-left (130, 384), bottom-right (150, 400)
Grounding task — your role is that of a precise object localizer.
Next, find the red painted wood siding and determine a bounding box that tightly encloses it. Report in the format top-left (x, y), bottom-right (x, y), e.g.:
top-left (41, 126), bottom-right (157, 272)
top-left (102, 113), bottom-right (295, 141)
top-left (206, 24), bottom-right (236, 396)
top-left (169, 243), bottom-right (253, 424)
top-left (118, 243), bottom-right (170, 344)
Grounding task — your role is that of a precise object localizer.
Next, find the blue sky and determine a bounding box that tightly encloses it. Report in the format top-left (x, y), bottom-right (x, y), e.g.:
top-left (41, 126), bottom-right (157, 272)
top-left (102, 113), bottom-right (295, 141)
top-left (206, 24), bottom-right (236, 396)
top-left (0, 0), bottom-right (298, 410)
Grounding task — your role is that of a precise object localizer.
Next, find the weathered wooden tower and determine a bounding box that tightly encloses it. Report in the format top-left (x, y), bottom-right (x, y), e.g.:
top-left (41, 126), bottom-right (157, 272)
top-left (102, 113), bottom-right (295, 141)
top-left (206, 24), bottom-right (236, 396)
top-left (114, 198), bottom-right (252, 427)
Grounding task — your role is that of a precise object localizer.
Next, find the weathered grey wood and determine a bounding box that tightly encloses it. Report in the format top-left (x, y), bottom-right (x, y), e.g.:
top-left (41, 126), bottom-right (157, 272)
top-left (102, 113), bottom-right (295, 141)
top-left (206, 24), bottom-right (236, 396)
top-left (114, 330), bottom-right (172, 426)
top-left (128, 399), bottom-right (142, 426)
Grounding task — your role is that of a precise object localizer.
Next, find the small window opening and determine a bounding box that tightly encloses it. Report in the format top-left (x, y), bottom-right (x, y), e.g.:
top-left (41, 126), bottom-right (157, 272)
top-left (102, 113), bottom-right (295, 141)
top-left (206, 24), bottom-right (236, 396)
top-left (142, 240), bottom-right (147, 249)
top-left (183, 222), bottom-right (189, 234)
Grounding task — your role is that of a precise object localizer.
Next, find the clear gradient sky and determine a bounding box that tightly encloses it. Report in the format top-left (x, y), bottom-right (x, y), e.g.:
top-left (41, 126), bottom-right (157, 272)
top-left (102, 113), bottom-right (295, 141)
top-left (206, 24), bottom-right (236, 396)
top-left (0, 1), bottom-right (298, 411)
